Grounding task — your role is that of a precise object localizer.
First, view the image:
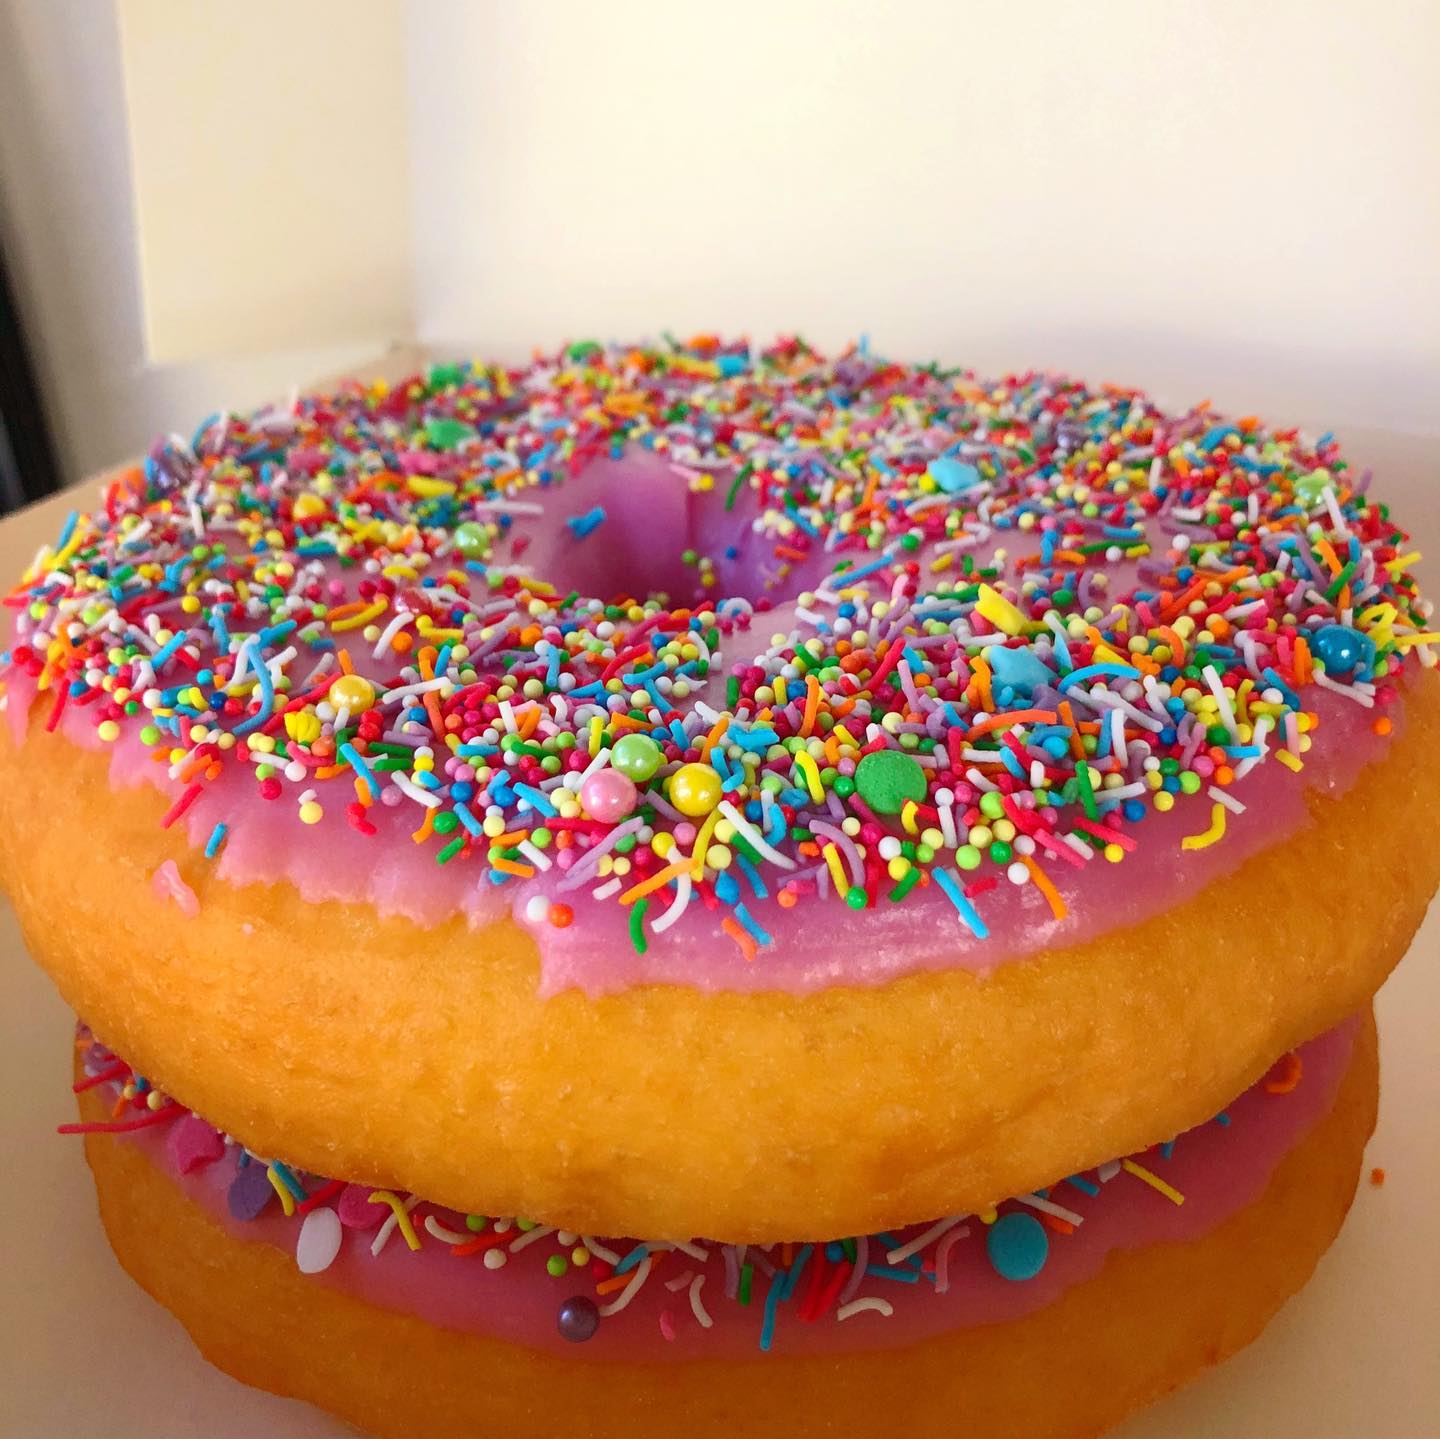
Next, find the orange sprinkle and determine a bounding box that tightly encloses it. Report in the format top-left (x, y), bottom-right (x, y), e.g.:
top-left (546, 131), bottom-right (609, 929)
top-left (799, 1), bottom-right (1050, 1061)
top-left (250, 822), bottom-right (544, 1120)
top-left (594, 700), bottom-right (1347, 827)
top-left (967, 708), bottom-right (1057, 740)
top-left (1373, 716), bottom-right (1392, 736)
top-left (1264, 1052), bottom-right (1303, 1094)
top-left (1370, 1167), bottom-right (1386, 1187)
top-left (1293, 635), bottom-right (1313, 686)
top-left (700, 714), bottom-right (730, 759)
top-left (720, 916), bottom-right (757, 962)
top-left (618, 860), bottom-right (691, 905)
top-left (1021, 856), bottom-right (1067, 922)
top-left (800, 676), bottom-right (822, 738)
top-left (489, 857), bottom-right (534, 879)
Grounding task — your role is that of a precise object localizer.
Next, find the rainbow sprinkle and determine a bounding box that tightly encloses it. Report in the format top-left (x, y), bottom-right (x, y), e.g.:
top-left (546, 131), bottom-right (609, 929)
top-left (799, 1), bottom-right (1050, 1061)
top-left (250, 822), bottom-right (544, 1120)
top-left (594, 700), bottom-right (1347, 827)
top-left (3, 338), bottom-right (1432, 954)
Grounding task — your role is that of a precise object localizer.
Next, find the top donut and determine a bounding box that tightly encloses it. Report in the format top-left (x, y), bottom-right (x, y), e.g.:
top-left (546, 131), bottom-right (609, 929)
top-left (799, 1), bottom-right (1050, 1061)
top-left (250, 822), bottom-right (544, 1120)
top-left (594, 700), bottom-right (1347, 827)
top-left (4, 336), bottom-right (1433, 986)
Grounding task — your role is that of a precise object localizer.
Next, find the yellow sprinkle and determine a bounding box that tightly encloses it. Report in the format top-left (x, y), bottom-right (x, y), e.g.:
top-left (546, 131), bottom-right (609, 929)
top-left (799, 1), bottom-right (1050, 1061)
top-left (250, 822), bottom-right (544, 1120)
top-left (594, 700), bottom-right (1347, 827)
top-left (975, 583), bottom-right (1026, 636)
top-left (1275, 749), bottom-right (1304, 773)
top-left (929, 552), bottom-right (954, 574)
top-left (1121, 1157), bottom-right (1185, 1206)
top-left (689, 805), bottom-right (722, 880)
top-left (900, 799), bottom-right (920, 836)
top-left (588, 715), bottom-right (603, 756)
top-left (821, 842), bottom-right (851, 900)
top-left (1384, 551), bottom-right (1420, 575)
top-left (331, 599), bottom-right (388, 633)
top-left (265, 1167), bottom-right (296, 1217)
top-left (1396, 631), bottom-right (1440, 649)
top-left (367, 1190), bottom-right (423, 1250)
top-left (1180, 802), bottom-right (1226, 851)
top-left (406, 476), bottom-right (457, 498)
top-left (792, 749), bottom-right (824, 803)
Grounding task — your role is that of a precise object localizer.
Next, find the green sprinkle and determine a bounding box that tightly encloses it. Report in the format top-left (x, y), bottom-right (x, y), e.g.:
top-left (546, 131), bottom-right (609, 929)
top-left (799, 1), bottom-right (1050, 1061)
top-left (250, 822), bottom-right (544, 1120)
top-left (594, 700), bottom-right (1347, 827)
top-left (629, 897), bottom-right (650, 955)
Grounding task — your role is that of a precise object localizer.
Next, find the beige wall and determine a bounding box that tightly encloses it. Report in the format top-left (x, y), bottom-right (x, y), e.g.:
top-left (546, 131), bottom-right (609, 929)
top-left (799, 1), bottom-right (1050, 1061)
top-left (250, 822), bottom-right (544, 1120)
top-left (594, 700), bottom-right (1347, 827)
top-left (0, 0), bottom-right (386, 483)
top-left (2, 0), bottom-right (1436, 487)
top-left (408, 0), bottom-right (1440, 441)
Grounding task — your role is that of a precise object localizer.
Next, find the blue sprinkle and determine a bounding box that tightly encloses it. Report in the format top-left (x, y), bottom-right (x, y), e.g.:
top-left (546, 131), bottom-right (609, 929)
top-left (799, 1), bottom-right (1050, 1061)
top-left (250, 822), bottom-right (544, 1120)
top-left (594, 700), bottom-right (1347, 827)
top-left (339, 743), bottom-right (380, 801)
top-left (203, 823), bottom-right (228, 860)
top-left (733, 903), bottom-right (772, 947)
top-left (986, 1212), bottom-right (1049, 1281)
top-left (452, 801), bottom-right (484, 837)
top-left (1065, 1174), bottom-right (1101, 1198)
top-left (864, 1264), bottom-right (921, 1285)
top-left (1059, 662), bottom-right (1141, 690)
top-left (928, 457), bottom-right (981, 493)
top-left (613, 1244), bottom-right (649, 1275)
top-left (932, 868), bottom-right (989, 939)
top-left (511, 782), bottom-right (558, 817)
top-left (269, 1162), bottom-right (307, 1202)
top-left (565, 506), bottom-right (607, 539)
top-left (759, 1272), bottom-right (784, 1352)
top-left (831, 551), bottom-right (896, 586)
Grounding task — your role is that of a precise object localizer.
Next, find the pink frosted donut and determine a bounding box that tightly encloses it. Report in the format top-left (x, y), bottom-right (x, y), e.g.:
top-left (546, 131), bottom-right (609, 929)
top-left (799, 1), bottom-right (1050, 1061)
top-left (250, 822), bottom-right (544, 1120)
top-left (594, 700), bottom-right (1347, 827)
top-left (2, 337), bottom-right (1436, 1435)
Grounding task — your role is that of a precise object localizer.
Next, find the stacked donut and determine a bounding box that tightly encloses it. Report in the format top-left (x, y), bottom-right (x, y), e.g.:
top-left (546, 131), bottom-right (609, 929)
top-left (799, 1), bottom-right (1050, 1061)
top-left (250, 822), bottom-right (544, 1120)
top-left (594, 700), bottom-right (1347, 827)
top-left (3, 338), bottom-right (1436, 1439)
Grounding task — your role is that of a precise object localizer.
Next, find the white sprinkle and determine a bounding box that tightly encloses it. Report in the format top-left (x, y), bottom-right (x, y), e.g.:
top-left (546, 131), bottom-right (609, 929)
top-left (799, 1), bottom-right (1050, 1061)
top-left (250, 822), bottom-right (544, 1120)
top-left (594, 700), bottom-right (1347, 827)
top-left (688, 1273), bottom-right (714, 1329)
top-left (837, 1297), bottom-right (894, 1322)
top-left (1207, 785), bottom-right (1246, 815)
top-left (369, 1194), bottom-right (422, 1257)
top-left (598, 1256), bottom-right (652, 1317)
top-left (423, 1215), bottom-right (471, 1246)
top-left (885, 1215), bottom-right (967, 1266)
top-left (508, 1225), bottom-right (555, 1253)
top-left (390, 772), bottom-right (442, 809)
top-left (296, 1206), bottom-right (343, 1274)
top-left (1014, 1192), bottom-right (1084, 1226)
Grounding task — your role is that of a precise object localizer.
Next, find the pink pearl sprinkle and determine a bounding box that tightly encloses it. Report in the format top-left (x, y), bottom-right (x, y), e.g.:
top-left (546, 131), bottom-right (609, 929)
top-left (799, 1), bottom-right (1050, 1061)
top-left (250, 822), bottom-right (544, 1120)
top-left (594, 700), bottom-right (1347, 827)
top-left (580, 769), bottom-right (638, 823)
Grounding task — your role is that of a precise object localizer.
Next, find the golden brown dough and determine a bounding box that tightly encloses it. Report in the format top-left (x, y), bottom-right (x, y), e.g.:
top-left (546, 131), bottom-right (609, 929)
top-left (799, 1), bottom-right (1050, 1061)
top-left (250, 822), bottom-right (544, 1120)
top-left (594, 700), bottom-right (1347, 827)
top-left (79, 1010), bottom-right (1378, 1439)
top-left (4, 673), bottom-right (1433, 1242)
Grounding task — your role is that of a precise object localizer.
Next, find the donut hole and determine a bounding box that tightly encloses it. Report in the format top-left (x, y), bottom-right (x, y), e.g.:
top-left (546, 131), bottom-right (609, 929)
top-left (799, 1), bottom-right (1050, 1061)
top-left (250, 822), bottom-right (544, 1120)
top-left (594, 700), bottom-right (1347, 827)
top-left (516, 449), bottom-right (833, 609)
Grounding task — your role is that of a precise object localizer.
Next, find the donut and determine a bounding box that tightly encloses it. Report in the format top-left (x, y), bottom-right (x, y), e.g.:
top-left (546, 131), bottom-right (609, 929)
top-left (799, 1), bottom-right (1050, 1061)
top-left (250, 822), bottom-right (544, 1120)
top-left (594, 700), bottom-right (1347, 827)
top-left (3, 337), bottom-right (1436, 1435)
top-left (70, 1011), bottom-right (1377, 1439)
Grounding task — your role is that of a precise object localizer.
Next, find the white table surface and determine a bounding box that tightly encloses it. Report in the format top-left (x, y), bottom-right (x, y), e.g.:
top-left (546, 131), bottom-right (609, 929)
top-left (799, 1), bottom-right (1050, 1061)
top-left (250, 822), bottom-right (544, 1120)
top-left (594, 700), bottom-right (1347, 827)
top-left (1, 422), bottom-right (1436, 1438)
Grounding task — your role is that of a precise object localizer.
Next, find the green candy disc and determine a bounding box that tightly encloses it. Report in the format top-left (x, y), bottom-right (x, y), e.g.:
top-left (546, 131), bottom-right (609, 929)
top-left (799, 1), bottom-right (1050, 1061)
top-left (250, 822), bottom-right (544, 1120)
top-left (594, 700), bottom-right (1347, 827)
top-left (854, 748), bottom-right (927, 815)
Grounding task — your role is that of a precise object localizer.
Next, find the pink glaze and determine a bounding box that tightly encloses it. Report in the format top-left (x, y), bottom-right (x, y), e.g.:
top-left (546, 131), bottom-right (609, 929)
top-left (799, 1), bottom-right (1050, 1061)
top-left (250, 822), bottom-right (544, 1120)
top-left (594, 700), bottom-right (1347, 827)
top-left (86, 1019), bottom-right (1357, 1361)
top-left (5, 612), bottom-right (1404, 1000)
top-left (1, 447), bottom-right (1408, 997)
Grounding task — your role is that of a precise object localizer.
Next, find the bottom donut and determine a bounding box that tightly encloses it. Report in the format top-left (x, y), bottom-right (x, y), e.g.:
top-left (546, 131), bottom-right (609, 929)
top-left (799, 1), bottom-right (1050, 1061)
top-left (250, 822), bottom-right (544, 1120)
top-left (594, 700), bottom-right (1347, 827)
top-left (74, 1011), bottom-right (1377, 1439)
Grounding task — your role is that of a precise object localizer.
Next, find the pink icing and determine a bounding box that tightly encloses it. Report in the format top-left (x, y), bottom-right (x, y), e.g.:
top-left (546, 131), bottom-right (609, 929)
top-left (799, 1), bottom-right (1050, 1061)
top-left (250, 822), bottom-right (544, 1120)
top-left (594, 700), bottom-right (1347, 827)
top-left (1, 445), bottom-right (1405, 999)
top-left (85, 1019), bottom-right (1357, 1360)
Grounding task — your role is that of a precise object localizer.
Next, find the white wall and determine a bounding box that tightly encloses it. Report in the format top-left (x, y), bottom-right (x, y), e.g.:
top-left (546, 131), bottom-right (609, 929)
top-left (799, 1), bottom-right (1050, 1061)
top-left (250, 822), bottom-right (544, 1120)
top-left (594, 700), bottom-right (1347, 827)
top-left (0, 0), bottom-right (389, 483)
top-left (2, 0), bottom-right (1437, 487)
top-left (407, 0), bottom-right (1440, 441)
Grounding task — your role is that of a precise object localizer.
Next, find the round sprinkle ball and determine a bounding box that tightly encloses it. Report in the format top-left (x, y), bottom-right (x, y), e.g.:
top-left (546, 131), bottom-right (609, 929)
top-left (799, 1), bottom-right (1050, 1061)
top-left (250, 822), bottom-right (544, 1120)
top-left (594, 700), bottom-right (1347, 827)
top-left (1311, 623), bottom-right (1375, 678)
top-left (854, 749), bottom-right (928, 815)
top-left (556, 1294), bottom-right (600, 1343)
top-left (610, 732), bottom-right (662, 782)
top-left (668, 762), bottom-right (723, 817)
top-left (580, 768), bottom-right (638, 823)
top-left (986, 1211), bottom-right (1049, 1281)
top-left (452, 520), bottom-right (489, 560)
top-left (329, 674), bottom-right (377, 713)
